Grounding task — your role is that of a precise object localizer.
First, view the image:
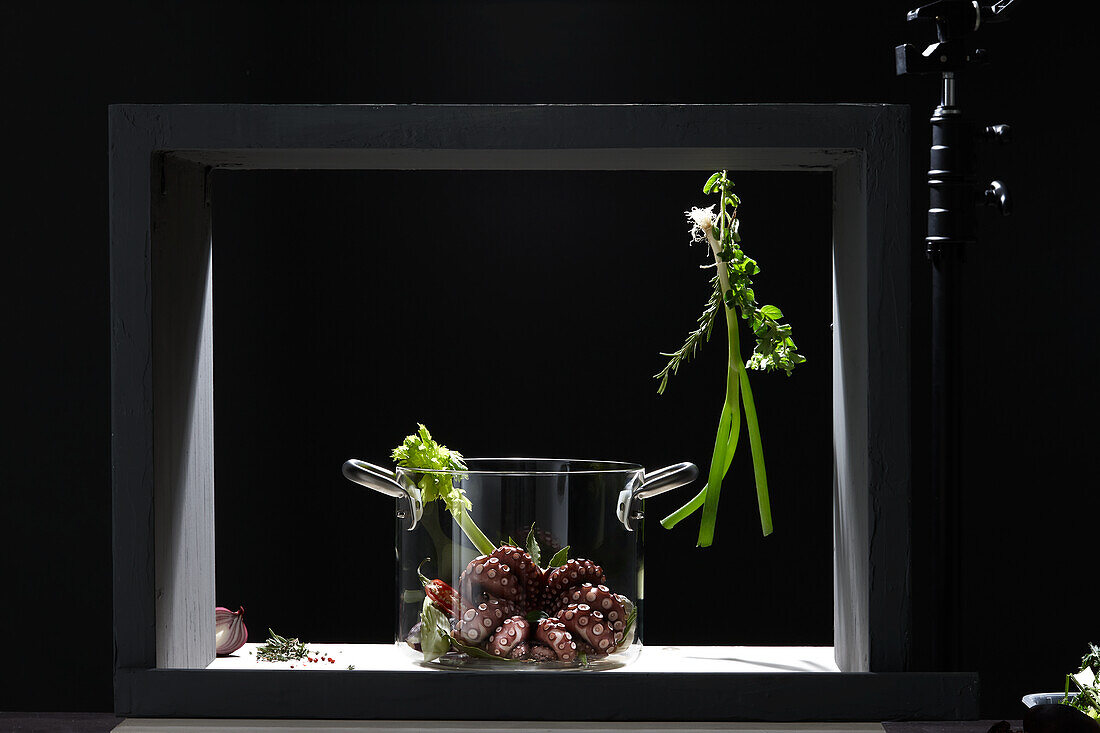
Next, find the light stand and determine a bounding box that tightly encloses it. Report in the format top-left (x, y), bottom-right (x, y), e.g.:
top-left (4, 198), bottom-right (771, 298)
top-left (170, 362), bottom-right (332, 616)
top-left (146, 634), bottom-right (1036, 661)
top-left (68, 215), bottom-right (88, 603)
top-left (896, 0), bottom-right (1014, 669)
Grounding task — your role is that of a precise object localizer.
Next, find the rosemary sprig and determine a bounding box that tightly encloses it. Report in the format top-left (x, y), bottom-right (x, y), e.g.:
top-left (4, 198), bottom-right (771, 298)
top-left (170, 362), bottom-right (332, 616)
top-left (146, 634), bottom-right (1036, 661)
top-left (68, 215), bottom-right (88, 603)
top-left (255, 628), bottom-right (310, 662)
top-left (655, 275), bottom-right (722, 395)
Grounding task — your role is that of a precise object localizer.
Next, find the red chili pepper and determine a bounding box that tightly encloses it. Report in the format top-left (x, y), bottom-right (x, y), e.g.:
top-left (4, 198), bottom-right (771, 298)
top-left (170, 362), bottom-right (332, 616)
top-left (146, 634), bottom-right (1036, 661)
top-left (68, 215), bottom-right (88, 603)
top-left (425, 578), bottom-right (459, 616)
top-left (418, 559), bottom-right (460, 617)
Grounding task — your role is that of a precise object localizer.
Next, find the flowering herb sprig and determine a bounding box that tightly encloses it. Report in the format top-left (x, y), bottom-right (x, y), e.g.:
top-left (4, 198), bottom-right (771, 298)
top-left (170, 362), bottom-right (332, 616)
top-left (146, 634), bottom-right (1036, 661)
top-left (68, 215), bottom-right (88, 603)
top-left (656, 171), bottom-right (804, 547)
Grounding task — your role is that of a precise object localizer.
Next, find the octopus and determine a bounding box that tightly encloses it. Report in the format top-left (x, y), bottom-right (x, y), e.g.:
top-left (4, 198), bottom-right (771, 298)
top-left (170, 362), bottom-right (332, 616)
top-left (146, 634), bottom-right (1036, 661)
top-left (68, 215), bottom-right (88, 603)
top-left (430, 551), bottom-right (633, 665)
top-left (534, 617), bottom-right (577, 662)
top-left (486, 615), bottom-right (530, 658)
top-left (456, 597), bottom-right (514, 645)
top-left (554, 583), bottom-right (627, 645)
top-left (554, 602), bottom-right (615, 654)
top-left (458, 554), bottom-right (523, 607)
top-left (527, 644), bottom-right (557, 662)
top-left (489, 545), bottom-right (543, 614)
top-left (543, 558), bottom-right (605, 607)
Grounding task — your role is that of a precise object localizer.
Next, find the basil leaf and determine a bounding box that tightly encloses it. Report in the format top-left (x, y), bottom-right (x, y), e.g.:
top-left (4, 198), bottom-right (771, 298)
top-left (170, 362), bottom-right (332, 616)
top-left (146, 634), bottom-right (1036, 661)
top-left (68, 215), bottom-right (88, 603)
top-left (547, 545), bottom-right (570, 568)
top-left (451, 637), bottom-right (519, 662)
top-left (420, 598), bottom-right (453, 662)
top-left (525, 609), bottom-right (549, 623)
top-left (525, 524), bottom-right (542, 567)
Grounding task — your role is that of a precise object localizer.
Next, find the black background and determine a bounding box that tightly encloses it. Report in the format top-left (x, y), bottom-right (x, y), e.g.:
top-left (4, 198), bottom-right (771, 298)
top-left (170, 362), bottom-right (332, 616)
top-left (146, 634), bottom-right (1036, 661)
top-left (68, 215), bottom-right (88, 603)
top-left (3, 0), bottom-right (1098, 718)
top-left (211, 169), bottom-right (834, 649)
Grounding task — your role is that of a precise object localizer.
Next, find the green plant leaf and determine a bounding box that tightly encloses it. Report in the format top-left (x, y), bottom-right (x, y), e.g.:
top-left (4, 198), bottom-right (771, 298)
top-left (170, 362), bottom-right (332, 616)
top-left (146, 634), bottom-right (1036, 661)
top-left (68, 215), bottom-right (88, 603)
top-left (393, 425), bottom-right (497, 555)
top-left (703, 172), bottom-right (722, 194)
top-left (620, 605), bottom-right (638, 643)
top-left (420, 599), bottom-right (452, 662)
top-left (760, 305), bottom-right (783, 320)
top-left (451, 636), bottom-right (519, 662)
top-left (525, 524), bottom-right (542, 567)
top-left (525, 609), bottom-right (549, 623)
top-left (547, 545), bottom-right (570, 568)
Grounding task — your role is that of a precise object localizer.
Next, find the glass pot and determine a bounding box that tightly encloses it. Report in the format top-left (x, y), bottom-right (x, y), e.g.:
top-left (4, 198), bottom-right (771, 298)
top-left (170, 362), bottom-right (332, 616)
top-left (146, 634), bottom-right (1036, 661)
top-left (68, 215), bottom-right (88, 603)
top-left (342, 457), bottom-right (697, 670)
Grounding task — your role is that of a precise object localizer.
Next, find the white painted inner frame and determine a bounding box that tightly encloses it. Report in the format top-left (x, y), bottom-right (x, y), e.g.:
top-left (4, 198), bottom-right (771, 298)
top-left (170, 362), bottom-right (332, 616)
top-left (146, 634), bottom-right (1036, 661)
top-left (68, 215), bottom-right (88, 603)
top-left (153, 150), bottom-right (871, 671)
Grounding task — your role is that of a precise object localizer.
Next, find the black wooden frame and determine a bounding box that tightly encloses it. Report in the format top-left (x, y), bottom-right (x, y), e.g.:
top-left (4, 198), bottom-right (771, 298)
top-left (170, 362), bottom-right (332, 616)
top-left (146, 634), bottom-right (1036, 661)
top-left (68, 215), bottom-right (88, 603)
top-left (110, 104), bottom-right (973, 720)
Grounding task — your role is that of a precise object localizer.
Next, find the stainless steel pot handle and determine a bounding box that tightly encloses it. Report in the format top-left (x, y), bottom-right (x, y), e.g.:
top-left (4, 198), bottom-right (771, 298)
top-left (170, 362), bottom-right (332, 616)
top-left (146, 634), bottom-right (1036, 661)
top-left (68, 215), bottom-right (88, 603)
top-left (342, 459), bottom-right (423, 530)
top-left (617, 461), bottom-right (699, 531)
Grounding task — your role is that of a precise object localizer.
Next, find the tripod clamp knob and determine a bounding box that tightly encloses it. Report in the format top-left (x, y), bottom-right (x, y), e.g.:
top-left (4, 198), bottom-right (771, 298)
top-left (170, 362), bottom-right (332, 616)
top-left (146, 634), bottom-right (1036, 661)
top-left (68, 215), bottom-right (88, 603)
top-left (983, 180), bottom-right (1011, 216)
top-left (980, 123), bottom-right (1012, 143)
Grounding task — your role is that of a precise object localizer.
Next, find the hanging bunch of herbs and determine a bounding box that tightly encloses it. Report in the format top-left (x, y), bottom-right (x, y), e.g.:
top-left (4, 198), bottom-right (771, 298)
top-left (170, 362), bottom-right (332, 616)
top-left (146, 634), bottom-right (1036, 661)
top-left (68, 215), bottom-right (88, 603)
top-left (656, 171), bottom-right (804, 547)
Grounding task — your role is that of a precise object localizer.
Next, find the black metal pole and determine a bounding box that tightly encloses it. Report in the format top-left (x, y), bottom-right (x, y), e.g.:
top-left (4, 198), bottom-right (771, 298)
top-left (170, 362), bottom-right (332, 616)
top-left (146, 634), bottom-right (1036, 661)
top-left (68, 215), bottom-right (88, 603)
top-left (927, 71), bottom-right (972, 671)
top-left (930, 236), bottom-right (963, 670)
top-left (897, 0), bottom-right (1013, 670)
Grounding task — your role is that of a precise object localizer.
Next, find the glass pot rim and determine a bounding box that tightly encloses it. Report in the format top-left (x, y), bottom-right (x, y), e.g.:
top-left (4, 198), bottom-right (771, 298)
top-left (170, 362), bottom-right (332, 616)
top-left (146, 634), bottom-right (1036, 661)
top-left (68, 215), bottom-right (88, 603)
top-left (395, 457), bottom-right (645, 477)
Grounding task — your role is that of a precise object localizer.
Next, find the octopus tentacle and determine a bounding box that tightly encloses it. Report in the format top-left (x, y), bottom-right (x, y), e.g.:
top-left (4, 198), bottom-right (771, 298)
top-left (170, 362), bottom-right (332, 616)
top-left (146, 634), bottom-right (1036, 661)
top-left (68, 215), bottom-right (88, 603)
top-left (555, 602), bottom-right (616, 653)
top-left (555, 583), bottom-right (627, 642)
top-left (543, 559), bottom-right (605, 606)
top-left (457, 555), bottom-right (488, 607)
top-left (534, 617), bottom-right (577, 662)
top-left (575, 641), bottom-right (599, 657)
top-left (487, 615), bottom-right (531, 658)
top-left (527, 644), bottom-right (556, 662)
top-left (459, 554), bottom-right (523, 606)
top-left (456, 598), bottom-right (514, 646)
top-left (490, 545), bottom-right (542, 613)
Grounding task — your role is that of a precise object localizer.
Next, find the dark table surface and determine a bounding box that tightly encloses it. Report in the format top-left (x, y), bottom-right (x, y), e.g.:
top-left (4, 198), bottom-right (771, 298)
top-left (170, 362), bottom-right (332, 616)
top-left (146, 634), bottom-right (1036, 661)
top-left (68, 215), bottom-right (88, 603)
top-left (0, 715), bottom-right (1023, 732)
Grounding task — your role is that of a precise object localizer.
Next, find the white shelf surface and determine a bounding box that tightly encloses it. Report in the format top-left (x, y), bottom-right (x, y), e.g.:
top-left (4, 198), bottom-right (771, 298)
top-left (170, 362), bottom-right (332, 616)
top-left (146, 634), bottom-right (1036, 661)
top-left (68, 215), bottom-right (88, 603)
top-left (206, 643), bottom-right (840, 674)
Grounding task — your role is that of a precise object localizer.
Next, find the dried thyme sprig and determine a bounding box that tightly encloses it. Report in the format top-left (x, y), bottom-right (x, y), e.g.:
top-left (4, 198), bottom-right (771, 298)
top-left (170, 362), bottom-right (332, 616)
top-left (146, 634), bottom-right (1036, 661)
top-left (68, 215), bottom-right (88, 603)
top-left (255, 628), bottom-right (310, 662)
